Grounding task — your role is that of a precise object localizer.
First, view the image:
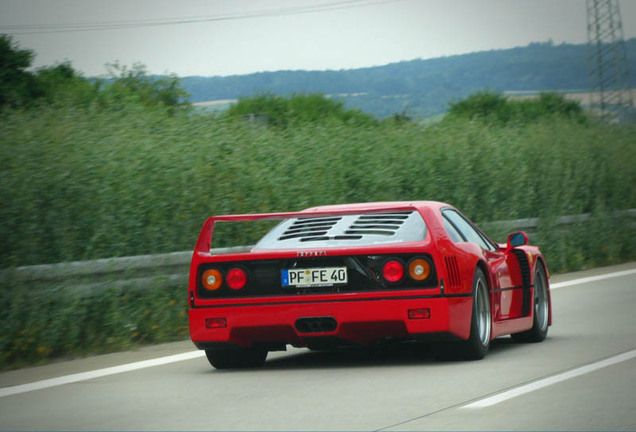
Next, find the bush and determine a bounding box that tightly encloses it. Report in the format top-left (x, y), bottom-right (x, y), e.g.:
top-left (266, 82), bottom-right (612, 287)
top-left (447, 90), bottom-right (586, 124)
top-left (97, 62), bottom-right (190, 115)
top-left (31, 62), bottom-right (100, 108)
top-left (223, 93), bottom-right (377, 128)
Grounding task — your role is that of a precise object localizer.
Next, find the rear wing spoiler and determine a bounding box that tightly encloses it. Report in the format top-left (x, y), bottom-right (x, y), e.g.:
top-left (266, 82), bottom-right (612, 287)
top-left (193, 205), bottom-right (420, 254)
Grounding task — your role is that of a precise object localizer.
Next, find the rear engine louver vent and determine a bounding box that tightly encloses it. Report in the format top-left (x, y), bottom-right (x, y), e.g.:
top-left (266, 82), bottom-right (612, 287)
top-left (278, 217), bottom-right (341, 241)
top-left (274, 211), bottom-right (416, 243)
top-left (345, 212), bottom-right (410, 236)
top-left (444, 256), bottom-right (461, 288)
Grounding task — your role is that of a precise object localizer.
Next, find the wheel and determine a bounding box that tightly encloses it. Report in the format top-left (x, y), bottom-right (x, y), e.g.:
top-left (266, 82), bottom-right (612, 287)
top-left (432, 268), bottom-right (491, 361)
top-left (205, 347), bottom-right (268, 369)
top-left (512, 263), bottom-right (549, 343)
top-left (460, 268), bottom-right (492, 360)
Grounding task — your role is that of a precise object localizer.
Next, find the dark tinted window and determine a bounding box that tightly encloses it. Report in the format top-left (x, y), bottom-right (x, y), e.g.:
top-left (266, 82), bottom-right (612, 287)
top-left (443, 217), bottom-right (464, 243)
top-left (443, 209), bottom-right (495, 251)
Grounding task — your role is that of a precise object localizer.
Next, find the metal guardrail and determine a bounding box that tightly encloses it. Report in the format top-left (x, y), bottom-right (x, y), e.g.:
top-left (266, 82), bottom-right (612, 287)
top-left (481, 209), bottom-right (636, 232)
top-left (2, 209), bottom-right (634, 294)
top-left (481, 209), bottom-right (636, 239)
top-left (0, 251), bottom-right (193, 295)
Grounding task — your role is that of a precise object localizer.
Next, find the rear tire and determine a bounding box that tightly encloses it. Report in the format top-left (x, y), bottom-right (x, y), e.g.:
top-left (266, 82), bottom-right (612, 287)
top-left (205, 347), bottom-right (268, 369)
top-left (460, 268), bottom-right (491, 360)
top-left (432, 268), bottom-right (491, 361)
top-left (511, 263), bottom-right (549, 343)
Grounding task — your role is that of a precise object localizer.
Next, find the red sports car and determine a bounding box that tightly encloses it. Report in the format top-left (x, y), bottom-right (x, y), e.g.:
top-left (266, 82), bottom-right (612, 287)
top-left (189, 201), bottom-right (551, 369)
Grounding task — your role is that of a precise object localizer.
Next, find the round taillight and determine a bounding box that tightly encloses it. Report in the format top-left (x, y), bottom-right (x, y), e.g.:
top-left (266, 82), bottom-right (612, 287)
top-left (202, 269), bottom-right (223, 291)
top-left (382, 260), bottom-right (404, 283)
top-left (226, 267), bottom-right (248, 290)
top-left (408, 258), bottom-right (431, 281)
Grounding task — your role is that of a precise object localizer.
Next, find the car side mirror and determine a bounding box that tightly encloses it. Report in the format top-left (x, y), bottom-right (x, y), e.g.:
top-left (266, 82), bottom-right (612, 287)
top-left (507, 231), bottom-right (528, 249)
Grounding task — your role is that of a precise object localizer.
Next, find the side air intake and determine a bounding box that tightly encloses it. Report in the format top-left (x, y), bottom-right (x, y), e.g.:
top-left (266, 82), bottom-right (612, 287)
top-left (444, 256), bottom-right (462, 288)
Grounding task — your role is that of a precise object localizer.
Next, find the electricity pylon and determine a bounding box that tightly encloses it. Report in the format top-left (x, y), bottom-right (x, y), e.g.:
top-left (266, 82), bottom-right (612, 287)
top-left (587, 0), bottom-right (634, 122)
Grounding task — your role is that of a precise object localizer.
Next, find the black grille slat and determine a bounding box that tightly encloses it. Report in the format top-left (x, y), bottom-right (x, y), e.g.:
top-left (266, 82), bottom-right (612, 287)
top-left (349, 224), bottom-right (402, 230)
top-left (352, 220), bottom-right (404, 226)
top-left (293, 217), bottom-right (341, 224)
top-left (358, 214), bottom-right (410, 220)
top-left (285, 226), bottom-right (334, 233)
top-left (345, 229), bottom-right (396, 236)
top-left (286, 221), bottom-right (341, 229)
top-left (334, 235), bottom-right (362, 240)
top-left (356, 218), bottom-right (408, 221)
top-left (279, 231), bottom-right (329, 240)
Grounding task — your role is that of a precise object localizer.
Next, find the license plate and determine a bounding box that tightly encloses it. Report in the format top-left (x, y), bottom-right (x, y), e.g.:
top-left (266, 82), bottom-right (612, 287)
top-left (281, 267), bottom-right (348, 288)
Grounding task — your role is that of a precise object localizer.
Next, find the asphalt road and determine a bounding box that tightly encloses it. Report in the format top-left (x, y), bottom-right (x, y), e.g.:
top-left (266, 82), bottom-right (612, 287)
top-left (1, 262), bottom-right (635, 431)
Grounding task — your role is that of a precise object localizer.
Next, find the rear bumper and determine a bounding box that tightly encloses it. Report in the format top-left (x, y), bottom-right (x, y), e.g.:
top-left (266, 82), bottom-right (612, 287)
top-left (189, 294), bottom-right (473, 349)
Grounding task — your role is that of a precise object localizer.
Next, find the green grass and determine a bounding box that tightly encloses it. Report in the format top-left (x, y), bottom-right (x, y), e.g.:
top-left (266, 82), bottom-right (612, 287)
top-left (1, 104), bottom-right (635, 269)
top-left (1, 103), bottom-right (635, 368)
top-left (0, 278), bottom-right (188, 369)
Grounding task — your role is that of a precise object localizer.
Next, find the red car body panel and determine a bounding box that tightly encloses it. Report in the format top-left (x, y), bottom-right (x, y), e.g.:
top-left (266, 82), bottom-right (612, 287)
top-left (188, 201), bottom-right (551, 350)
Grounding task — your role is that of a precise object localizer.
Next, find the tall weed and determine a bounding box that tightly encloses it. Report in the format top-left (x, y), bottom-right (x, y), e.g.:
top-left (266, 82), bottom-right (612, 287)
top-left (1, 104), bottom-right (635, 368)
top-left (1, 106), bottom-right (634, 270)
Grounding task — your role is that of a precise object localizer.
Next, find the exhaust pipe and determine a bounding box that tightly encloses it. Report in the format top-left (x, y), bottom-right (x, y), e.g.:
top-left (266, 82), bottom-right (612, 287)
top-left (295, 317), bottom-right (338, 333)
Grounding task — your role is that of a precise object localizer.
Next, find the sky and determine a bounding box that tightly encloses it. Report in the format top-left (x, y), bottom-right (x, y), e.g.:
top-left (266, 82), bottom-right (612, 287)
top-left (1, 0), bottom-right (636, 78)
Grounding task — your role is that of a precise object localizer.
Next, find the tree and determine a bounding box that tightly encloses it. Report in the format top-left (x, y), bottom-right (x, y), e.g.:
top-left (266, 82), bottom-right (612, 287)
top-left (33, 61), bottom-right (98, 106)
top-left (224, 93), bottom-right (376, 128)
top-left (446, 91), bottom-right (586, 124)
top-left (447, 91), bottom-right (511, 123)
top-left (100, 62), bottom-right (190, 114)
top-left (0, 34), bottom-right (37, 108)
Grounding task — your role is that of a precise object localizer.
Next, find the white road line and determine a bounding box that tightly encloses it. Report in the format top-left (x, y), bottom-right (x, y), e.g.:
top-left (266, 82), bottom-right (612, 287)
top-left (462, 349), bottom-right (636, 409)
top-left (0, 350), bottom-right (205, 398)
top-left (550, 269), bottom-right (636, 290)
top-left (1, 266), bottom-right (633, 399)
top-left (459, 268), bottom-right (636, 409)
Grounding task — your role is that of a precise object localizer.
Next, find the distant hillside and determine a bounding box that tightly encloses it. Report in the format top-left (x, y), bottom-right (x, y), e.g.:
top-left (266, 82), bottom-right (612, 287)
top-left (182, 38), bottom-right (636, 119)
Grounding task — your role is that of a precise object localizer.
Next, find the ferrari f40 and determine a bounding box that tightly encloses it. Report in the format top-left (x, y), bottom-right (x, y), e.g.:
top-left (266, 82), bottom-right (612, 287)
top-left (188, 201), bottom-right (551, 369)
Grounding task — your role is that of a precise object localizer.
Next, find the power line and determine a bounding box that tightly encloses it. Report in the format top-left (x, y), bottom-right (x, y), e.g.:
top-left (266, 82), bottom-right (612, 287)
top-left (1, 0), bottom-right (405, 35)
